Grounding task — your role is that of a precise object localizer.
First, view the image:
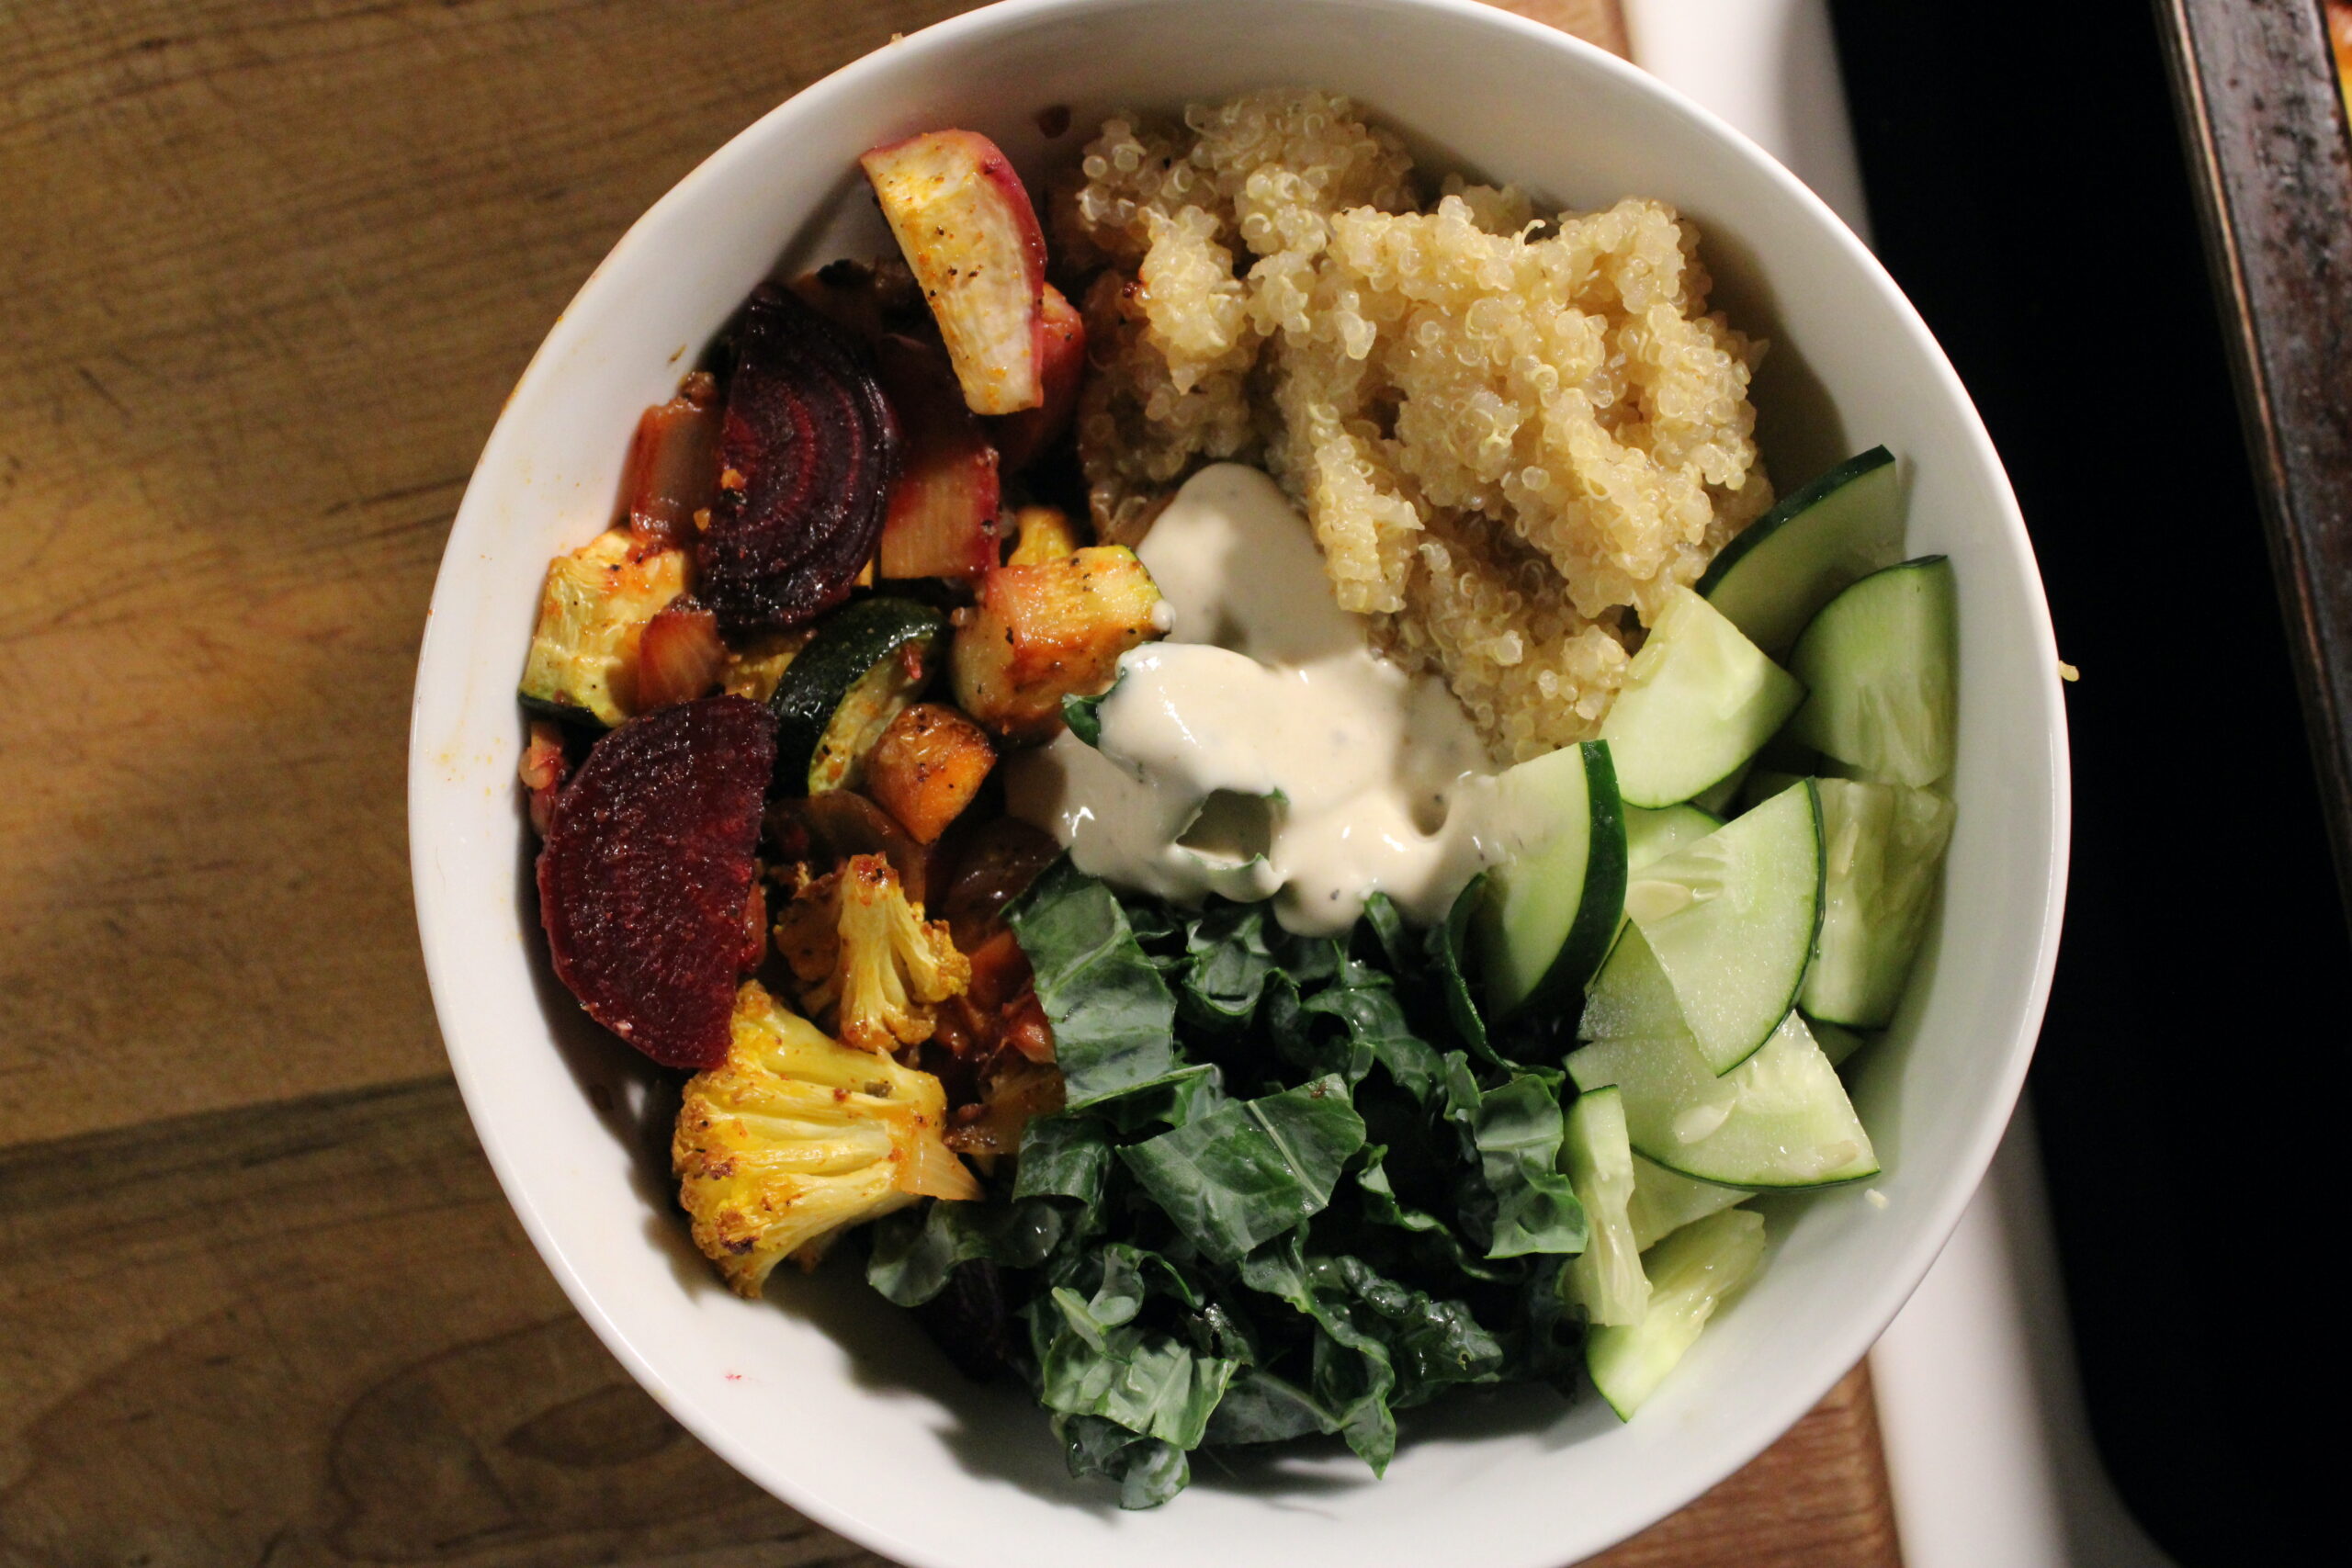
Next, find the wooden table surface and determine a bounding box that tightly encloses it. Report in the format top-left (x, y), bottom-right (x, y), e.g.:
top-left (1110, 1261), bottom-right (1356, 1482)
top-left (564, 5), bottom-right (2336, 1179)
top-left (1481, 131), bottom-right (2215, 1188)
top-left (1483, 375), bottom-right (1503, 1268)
top-left (0, 3), bottom-right (1900, 1562)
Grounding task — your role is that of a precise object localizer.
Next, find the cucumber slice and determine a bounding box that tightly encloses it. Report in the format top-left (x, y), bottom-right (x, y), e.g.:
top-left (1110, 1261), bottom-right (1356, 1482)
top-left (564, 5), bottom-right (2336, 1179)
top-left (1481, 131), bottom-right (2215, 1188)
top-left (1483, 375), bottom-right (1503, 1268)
top-left (1564, 1087), bottom-right (1648, 1325)
top-left (1597, 587), bottom-right (1805, 809)
top-left (1804, 778), bottom-right (1956, 1027)
top-left (1567, 980), bottom-right (1879, 1189)
top-left (1617, 782), bottom-right (1825, 1074)
top-left (1474, 740), bottom-right (1628, 1020)
top-left (1586, 1208), bottom-right (1767, 1420)
top-left (1628, 1156), bottom-right (1748, 1251)
top-left (1579, 904), bottom-right (1687, 1042)
top-left (1810, 1018), bottom-right (1868, 1068)
top-left (1697, 447), bottom-right (1903, 656)
top-left (768, 597), bottom-right (947, 795)
top-left (1623, 804), bottom-right (1721, 873)
top-left (1787, 557), bottom-right (1957, 788)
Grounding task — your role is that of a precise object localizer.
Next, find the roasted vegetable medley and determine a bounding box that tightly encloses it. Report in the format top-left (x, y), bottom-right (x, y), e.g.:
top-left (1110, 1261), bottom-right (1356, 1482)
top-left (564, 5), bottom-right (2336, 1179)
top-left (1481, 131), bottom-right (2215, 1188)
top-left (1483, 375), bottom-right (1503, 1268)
top-left (518, 104), bottom-right (1958, 1507)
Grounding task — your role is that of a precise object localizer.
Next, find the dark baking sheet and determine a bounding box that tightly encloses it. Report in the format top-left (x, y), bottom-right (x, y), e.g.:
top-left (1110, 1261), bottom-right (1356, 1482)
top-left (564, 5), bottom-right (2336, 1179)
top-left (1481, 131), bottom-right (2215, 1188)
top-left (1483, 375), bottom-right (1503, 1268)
top-left (1828, 1), bottom-right (2338, 1561)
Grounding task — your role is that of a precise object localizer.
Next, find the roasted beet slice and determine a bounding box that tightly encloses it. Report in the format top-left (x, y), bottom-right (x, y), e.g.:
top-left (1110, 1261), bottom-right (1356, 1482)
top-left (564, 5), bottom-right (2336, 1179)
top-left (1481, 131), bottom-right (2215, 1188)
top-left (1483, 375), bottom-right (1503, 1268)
top-left (697, 286), bottom-right (899, 631)
top-left (537, 696), bottom-right (776, 1068)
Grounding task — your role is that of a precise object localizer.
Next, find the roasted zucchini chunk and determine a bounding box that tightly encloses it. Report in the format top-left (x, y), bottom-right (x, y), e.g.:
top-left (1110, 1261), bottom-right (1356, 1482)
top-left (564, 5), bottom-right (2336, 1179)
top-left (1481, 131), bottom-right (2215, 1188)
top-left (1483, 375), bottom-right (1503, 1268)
top-left (951, 546), bottom-right (1163, 741)
top-left (768, 596), bottom-right (949, 795)
top-left (518, 531), bottom-right (688, 726)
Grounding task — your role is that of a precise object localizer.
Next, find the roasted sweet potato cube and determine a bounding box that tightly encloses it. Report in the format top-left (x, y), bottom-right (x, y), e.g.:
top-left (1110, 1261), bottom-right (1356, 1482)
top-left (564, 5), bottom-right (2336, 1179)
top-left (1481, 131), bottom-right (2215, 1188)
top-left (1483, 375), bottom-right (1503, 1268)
top-left (950, 547), bottom-right (1163, 741)
top-left (865, 703), bottom-right (998, 842)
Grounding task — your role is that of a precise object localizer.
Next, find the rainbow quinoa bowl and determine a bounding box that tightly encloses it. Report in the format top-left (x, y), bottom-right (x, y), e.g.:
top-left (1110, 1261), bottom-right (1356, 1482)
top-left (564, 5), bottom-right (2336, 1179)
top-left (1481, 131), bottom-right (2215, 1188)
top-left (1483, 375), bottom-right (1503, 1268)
top-left (411, 9), bottom-right (2067, 1563)
top-left (503, 83), bottom-right (1960, 1510)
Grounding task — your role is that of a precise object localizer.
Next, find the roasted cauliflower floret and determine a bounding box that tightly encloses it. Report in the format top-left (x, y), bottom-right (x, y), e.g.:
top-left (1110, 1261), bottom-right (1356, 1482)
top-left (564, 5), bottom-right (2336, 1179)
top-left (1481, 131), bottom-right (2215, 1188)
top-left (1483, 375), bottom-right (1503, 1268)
top-left (675, 981), bottom-right (979, 1297)
top-left (518, 530), bottom-right (688, 725)
top-left (775, 853), bottom-right (971, 1052)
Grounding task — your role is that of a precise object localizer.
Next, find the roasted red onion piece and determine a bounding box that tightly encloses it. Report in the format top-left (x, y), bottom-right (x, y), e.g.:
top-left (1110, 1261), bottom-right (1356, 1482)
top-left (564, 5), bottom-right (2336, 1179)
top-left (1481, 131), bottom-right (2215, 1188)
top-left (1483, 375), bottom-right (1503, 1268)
top-left (875, 334), bottom-right (1001, 581)
top-left (620, 371), bottom-right (721, 553)
top-left (519, 719), bottom-right (571, 839)
top-left (697, 286), bottom-right (900, 631)
top-left (860, 130), bottom-right (1049, 415)
top-left (537, 696), bottom-right (776, 1068)
top-left (987, 283), bottom-right (1085, 477)
top-left (635, 597), bottom-right (727, 710)
top-left (933, 815), bottom-right (1061, 952)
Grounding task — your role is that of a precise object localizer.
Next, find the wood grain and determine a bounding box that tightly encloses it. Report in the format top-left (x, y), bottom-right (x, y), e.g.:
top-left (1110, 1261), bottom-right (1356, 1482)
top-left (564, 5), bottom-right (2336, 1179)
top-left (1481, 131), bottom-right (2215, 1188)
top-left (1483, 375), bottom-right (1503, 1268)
top-left (0, 0), bottom-right (980, 1149)
top-left (0, 1078), bottom-right (888, 1568)
top-left (1596, 1371), bottom-right (1897, 1568)
top-left (1487, 0), bottom-right (1631, 56)
top-left (0, 0), bottom-right (1896, 1563)
top-left (0, 1080), bottom-right (1894, 1568)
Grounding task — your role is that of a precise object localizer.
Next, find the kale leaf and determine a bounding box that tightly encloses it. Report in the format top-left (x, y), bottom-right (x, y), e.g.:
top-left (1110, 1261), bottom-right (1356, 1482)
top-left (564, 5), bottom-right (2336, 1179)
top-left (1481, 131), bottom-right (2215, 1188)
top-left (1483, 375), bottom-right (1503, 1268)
top-left (1008, 858), bottom-right (1180, 1105)
top-left (1120, 1076), bottom-right (1367, 1263)
top-left (1013, 1111), bottom-right (1114, 1202)
top-left (1429, 874), bottom-right (1500, 1065)
top-left (867, 1195), bottom-right (1068, 1306)
top-left (880, 864), bottom-right (1592, 1509)
top-left (1470, 1075), bottom-right (1591, 1258)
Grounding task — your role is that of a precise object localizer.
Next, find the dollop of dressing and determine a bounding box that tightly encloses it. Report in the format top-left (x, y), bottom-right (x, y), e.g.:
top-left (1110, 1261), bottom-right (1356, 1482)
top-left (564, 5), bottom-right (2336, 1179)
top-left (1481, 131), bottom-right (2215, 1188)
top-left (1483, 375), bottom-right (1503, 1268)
top-left (1004, 465), bottom-right (1505, 934)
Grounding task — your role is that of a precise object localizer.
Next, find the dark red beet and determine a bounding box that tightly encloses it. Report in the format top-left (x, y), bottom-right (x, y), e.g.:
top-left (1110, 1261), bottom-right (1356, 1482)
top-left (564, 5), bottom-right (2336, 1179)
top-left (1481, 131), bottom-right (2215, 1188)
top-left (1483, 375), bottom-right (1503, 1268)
top-left (697, 286), bottom-right (899, 631)
top-left (537, 696), bottom-right (776, 1069)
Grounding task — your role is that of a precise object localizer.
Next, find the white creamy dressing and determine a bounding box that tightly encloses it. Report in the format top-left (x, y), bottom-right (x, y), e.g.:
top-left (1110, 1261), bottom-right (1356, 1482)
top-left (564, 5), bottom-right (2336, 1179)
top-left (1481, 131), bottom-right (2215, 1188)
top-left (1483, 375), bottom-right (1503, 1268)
top-left (1003, 464), bottom-right (1517, 935)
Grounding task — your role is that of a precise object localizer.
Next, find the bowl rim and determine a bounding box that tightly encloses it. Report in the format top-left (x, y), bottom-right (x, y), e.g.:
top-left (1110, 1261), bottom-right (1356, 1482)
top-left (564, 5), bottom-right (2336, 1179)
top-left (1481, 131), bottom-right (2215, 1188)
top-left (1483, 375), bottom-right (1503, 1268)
top-left (408, 0), bottom-right (2072, 1559)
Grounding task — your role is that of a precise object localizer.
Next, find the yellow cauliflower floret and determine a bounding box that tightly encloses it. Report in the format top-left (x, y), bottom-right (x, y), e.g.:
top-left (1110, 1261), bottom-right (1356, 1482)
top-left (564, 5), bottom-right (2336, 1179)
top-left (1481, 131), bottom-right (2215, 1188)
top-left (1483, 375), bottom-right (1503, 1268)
top-left (674, 981), bottom-right (979, 1297)
top-left (775, 855), bottom-right (971, 1053)
top-left (517, 530), bottom-right (687, 725)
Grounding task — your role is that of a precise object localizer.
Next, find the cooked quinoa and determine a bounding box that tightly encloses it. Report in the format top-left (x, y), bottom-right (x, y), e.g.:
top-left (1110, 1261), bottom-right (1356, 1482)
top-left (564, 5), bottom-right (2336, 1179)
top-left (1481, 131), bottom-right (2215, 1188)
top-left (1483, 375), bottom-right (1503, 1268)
top-left (1061, 89), bottom-right (1773, 761)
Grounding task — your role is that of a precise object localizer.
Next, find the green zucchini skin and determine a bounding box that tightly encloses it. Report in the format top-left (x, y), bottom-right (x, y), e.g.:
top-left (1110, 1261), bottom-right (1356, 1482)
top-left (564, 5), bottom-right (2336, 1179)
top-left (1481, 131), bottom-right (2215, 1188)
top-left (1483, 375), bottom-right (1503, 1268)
top-left (517, 692), bottom-right (602, 729)
top-left (766, 596), bottom-right (947, 797)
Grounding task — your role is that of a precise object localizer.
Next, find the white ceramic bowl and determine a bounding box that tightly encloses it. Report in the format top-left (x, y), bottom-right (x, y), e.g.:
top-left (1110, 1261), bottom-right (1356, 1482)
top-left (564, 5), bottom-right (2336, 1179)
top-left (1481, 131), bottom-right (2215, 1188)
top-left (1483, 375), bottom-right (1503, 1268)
top-left (408, 1), bottom-right (2069, 1562)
